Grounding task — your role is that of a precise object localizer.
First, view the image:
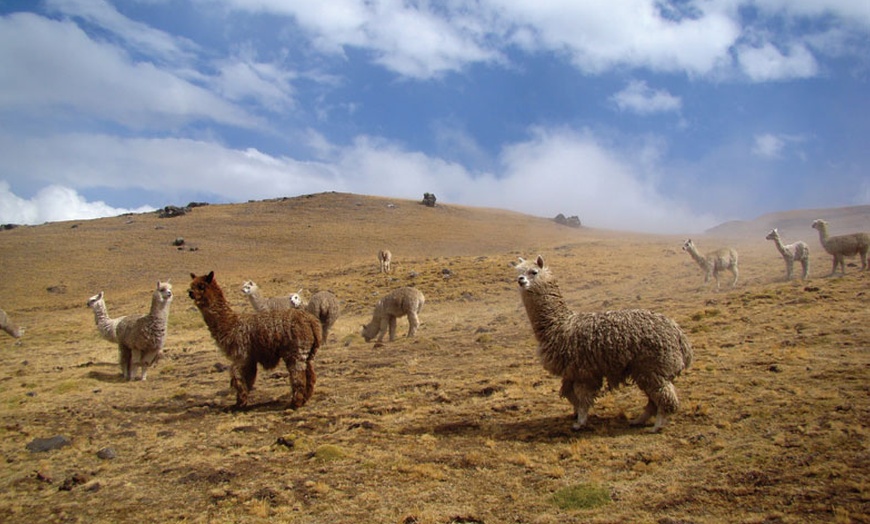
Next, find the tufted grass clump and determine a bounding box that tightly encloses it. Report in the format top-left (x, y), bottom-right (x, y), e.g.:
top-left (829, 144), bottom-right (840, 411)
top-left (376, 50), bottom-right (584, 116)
top-left (313, 444), bottom-right (347, 462)
top-left (550, 483), bottom-right (611, 510)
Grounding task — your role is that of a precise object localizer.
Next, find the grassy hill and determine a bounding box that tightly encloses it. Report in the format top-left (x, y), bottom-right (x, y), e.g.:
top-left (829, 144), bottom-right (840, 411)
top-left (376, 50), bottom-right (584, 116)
top-left (0, 192), bottom-right (867, 523)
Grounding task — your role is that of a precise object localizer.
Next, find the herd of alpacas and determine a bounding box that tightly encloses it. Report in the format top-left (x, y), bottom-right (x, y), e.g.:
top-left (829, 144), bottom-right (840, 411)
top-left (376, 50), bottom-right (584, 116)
top-left (2, 220), bottom-right (867, 433)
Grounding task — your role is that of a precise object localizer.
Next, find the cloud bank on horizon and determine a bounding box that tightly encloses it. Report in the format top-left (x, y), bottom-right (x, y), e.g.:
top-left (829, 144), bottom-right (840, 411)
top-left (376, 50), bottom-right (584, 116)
top-left (0, 0), bottom-right (868, 233)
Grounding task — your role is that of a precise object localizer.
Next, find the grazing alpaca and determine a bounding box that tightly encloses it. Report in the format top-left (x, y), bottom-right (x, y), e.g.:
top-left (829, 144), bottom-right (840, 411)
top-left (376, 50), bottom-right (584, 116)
top-left (378, 249), bottom-right (392, 273)
top-left (811, 219), bottom-right (869, 276)
top-left (682, 239), bottom-right (739, 290)
top-left (0, 308), bottom-right (22, 339)
top-left (289, 289), bottom-right (341, 343)
top-left (361, 287), bottom-right (424, 343)
top-left (100, 282), bottom-right (173, 381)
top-left (240, 280), bottom-right (294, 311)
top-left (189, 272), bottom-right (321, 409)
top-left (87, 291), bottom-right (121, 343)
top-left (765, 228), bottom-right (810, 280)
top-left (517, 256), bottom-right (692, 432)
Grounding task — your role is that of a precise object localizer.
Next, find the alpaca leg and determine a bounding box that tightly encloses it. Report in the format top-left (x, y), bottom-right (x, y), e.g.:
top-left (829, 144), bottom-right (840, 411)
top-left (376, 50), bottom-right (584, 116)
top-left (407, 311), bottom-right (419, 337)
top-left (232, 360), bottom-right (258, 408)
top-left (569, 380), bottom-right (601, 431)
top-left (630, 400), bottom-right (657, 427)
top-left (730, 266), bottom-right (738, 287)
top-left (286, 358), bottom-right (308, 408)
top-left (119, 346), bottom-right (132, 380)
top-left (304, 360), bottom-right (317, 403)
top-left (801, 259), bottom-right (809, 280)
top-left (388, 316), bottom-right (398, 341)
top-left (378, 317), bottom-right (390, 342)
top-left (643, 381), bottom-right (679, 433)
top-left (786, 259), bottom-right (793, 280)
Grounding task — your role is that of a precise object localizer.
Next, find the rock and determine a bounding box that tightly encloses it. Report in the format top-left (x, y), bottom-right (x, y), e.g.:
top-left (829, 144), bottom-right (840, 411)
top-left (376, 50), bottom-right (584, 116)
top-left (97, 447), bottom-right (117, 460)
top-left (26, 435), bottom-right (71, 453)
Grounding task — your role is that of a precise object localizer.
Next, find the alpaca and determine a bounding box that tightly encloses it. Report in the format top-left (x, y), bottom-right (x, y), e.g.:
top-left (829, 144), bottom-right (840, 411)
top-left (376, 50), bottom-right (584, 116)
top-left (361, 287), bottom-right (424, 343)
top-left (0, 308), bottom-right (22, 339)
top-left (682, 239), bottom-right (739, 290)
top-left (108, 282), bottom-right (173, 381)
top-left (87, 291), bottom-right (121, 343)
top-left (765, 228), bottom-right (810, 280)
top-left (378, 249), bottom-right (392, 273)
top-left (240, 280), bottom-right (294, 311)
top-left (189, 272), bottom-right (321, 409)
top-left (516, 256), bottom-right (692, 432)
top-left (289, 289), bottom-right (341, 343)
top-left (811, 219), bottom-right (869, 276)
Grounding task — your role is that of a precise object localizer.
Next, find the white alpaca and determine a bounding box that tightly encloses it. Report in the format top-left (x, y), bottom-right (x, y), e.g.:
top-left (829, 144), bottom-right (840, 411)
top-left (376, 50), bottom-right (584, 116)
top-left (361, 287), bottom-right (424, 343)
top-left (682, 239), bottom-right (739, 290)
top-left (241, 280), bottom-right (294, 311)
top-left (112, 282), bottom-right (173, 381)
top-left (0, 308), bottom-right (22, 339)
top-left (87, 291), bottom-right (121, 343)
top-left (765, 228), bottom-right (810, 280)
top-left (378, 249), bottom-right (392, 273)
top-left (289, 289), bottom-right (341, 343)
top-left (811, 219), bottom-right (869, 276)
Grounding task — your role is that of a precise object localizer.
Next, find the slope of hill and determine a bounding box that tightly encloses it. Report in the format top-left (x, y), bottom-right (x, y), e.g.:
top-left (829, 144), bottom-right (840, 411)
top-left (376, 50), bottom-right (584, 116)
top-left (0, 192), bottom-right (866, 524)
top-left (706, 204), bottom-right (870, 240)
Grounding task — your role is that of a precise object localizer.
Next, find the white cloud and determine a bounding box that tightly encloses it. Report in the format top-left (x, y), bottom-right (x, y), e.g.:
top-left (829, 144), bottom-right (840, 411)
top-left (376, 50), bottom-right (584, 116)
top-left (0, 129), bottom-right (718, 233)
top-left (737, 42), bottom-right (819, 81)
top-left (752, 133), bottom-right (786, 158)
top-left (611, 81), bottom-right (682, 115)
top-left (0, 181), bottom-right (154, 225)
top-left (0, 13), bottom-right (258, 129)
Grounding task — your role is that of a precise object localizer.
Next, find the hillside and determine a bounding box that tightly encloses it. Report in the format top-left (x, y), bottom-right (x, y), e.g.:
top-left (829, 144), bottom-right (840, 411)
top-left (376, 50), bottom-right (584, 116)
top-left (0, 192), bottom-right (867, 524)
top-left (705, 204), bottom-right (870, 240)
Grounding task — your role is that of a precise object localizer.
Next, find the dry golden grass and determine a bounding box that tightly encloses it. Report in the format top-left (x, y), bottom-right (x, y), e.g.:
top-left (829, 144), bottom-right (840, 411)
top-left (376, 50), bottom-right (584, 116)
top-left (0, 192), bottom-right (867, 523)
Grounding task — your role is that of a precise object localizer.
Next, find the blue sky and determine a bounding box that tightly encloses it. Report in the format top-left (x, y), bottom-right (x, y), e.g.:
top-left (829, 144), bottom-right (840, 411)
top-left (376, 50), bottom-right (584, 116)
top-left (0, 0), bottom-right (868, 233)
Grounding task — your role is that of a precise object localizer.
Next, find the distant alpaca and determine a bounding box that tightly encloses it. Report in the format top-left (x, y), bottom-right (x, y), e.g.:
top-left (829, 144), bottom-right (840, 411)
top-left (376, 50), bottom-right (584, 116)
top-left (111, 282), bottom-right (174, 381)
top-left (765, 228), bottom-right (810, 280)
top-left (189, 272), bottom-right (321, 409)
top-left (0, 308), bottom-right (22, 339)
top-left (811, 219), bottom-right (869, 276)
top-left (682, 239), bottom-right (739, 290)
top-left (289, 289), bottom-right (341, 343)
top-left (241, 280), bottom-right (294, 311)
top-left (378, 249), bottom-right (392, 273)
top-left (361, 287), bottom-right (424, 343)
top-left (87, 291), bottom-right (121, 343)
top-left (517, 256), bottom-right (692, 432)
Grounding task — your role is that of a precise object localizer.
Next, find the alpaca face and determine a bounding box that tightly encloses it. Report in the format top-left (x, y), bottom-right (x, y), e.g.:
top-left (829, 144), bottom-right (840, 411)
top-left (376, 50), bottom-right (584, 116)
top-left (289, 293), bottom-right (303, 308)
top-left (156, 281), bottom-right (173, 303)
top-left (681, 239), bottom-right (694, 252)
top-left (811, 219), bottom-right (826, 231)
top-left (765, 229), bottom-right (779, 241)
top-left (188, 272), bottom-right (216, 306)
top-left (517, 255), bottom-right (546, 290)
top-left (240, 280), bottom-right (256, 296)
top-left (87, 291), bottom-right (104, 308)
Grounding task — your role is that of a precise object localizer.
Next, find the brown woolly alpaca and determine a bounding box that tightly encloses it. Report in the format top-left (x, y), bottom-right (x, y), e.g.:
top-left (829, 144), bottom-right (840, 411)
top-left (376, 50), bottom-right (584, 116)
top-left (188, 271), bottom-right (321, 409)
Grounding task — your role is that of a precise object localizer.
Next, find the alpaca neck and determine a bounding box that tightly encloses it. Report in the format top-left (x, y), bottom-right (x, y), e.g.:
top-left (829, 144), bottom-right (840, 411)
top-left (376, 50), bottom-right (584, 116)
top-left (149, 293), bottom-right (171, 321)
top-left (771, 235), bottom-right (790, 258)
top-left (198, 289), bottom-right (240, 340)
top-left (686, 245), bottom-right (708, 269)
top-left (815, 224), bottom-right (830, 247)
top-left (521, 280), bottom-right (574, 343)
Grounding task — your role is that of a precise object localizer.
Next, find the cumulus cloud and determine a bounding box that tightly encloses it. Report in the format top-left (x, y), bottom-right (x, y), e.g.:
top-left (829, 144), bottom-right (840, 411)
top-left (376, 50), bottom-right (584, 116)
top-left (611, 81), bottom-right (682, 115)
top-left (736, 42), bottom-right (819, 81)
top-left (0, 181), bottom-right (154, 225)
top-left (0, 129), bottom-right (718, 233)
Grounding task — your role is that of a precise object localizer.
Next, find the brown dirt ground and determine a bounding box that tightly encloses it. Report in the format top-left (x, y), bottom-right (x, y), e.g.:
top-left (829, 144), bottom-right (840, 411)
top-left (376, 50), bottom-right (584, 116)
top-left (0, 192), bottom-right (867, 523)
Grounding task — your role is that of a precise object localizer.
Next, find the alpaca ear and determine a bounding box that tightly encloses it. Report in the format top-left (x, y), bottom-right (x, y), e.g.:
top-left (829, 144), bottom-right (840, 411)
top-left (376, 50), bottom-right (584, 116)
top-left (536, 255), bottom-right (544, 268)
top-left (190, 273), bottom-right (197, 280)
top-left (98, 291), bottom-right (104, 300)
top-left (517, 257), bottom-right (525, 264)
top-left (206, 271), bottom-right (214, 283)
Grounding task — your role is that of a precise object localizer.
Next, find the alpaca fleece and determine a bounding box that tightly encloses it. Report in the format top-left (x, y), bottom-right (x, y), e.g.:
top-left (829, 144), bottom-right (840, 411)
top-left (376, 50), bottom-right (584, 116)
top-left (361, 286), bottom-right (424, 343)
top-left (517, 256), bottom-right (692, 432)
top-left (240, 280), bottom-right (294, 311)
top-left (291, 290), bottom-right (341, 343)
top-left (112, 282), bottom-right (173, 381)
top-left (811, 219), bottom-right (869, 275)
top-left (682, 239), bottom-right (739, 290)
top-left (87, 291), bottom-right (121, 343)
top-left (189, 272), bottom-right (321, 409)
top-left (0, 308), bottom-right (22, 339)
top-left (766, 228), bottom-right (810, 280)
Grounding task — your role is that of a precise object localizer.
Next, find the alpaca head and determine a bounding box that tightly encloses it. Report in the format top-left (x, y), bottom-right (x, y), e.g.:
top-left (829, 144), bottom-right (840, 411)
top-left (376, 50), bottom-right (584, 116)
top-left (240, 280), bottom-right (257, 296)
top-left (86, 291), bottom-right (105, 309)
top-left (188, 271), bottom-right (219, 307)
top-left (516, 255), bottom-right (549, 291)
top-left (682, 239), bottom-right (695, 252)
top-left (765, 229), bottom-right (780, 241)
top-left (289, 289), bottom-right (304, 308)
top-left (811, 219), bottom-right (827, 232)
top-left (155, 281), bottom-right (173, 304)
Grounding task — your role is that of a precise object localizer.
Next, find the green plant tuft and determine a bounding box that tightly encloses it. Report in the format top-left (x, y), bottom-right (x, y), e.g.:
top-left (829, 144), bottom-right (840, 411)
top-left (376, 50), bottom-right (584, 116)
top-left (551, 483), bottom-right (611, 510)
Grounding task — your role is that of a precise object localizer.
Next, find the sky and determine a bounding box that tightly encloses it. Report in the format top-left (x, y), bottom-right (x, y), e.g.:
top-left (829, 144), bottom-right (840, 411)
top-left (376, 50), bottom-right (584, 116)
top-left (0, 0), bottom-right (868, 233)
